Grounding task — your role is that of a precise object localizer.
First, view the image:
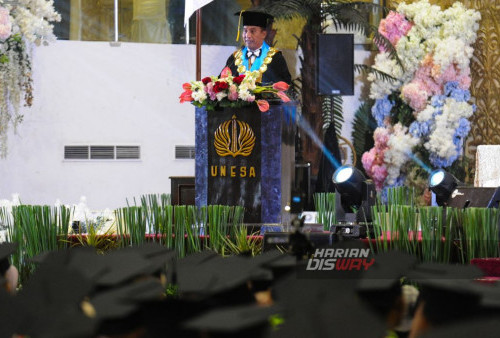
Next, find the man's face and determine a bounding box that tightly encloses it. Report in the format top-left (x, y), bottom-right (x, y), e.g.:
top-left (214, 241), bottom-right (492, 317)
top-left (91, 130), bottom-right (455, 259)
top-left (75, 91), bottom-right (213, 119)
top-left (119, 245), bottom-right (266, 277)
top-left (243, 25), bottom-right (267, 51)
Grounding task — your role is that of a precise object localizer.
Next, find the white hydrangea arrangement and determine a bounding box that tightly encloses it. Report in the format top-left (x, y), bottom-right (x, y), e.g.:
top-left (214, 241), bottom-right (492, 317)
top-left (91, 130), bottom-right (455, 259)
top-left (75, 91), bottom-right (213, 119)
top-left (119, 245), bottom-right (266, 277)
top-left (0, 0), bottom-right (60, 157)
top-left (362, 0), bottom-right (481, 193)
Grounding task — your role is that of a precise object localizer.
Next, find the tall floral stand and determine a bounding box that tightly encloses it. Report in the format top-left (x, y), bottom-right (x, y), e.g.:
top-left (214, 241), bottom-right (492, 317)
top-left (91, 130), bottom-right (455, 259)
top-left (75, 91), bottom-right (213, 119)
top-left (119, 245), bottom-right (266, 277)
top-left (195, 102), bottom-right (296, 224)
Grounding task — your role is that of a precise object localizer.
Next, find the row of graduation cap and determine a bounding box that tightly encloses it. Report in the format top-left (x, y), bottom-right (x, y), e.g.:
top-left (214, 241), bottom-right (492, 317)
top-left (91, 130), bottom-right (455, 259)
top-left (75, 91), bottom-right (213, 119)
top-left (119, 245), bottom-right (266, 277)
top-left (2, 240), bottom-right (500, 337)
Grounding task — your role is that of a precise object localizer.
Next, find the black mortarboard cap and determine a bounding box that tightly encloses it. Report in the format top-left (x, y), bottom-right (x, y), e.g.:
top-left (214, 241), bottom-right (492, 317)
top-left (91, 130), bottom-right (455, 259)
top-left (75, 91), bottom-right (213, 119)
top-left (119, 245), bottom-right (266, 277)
top-left (235, 10), bottom-right (273, 28)
top-left (270, 274), bottom-right (387, 338)
top-left (14, 263), bottom-right (98, 338)
top-left (17, 262), bottom-right (94, 307)
top-left (121, 242), bottom-right (175, 276)
top-left (357, 251), bottom-right (418, 316)
top-left (183, 304), bottom-right (280, 336)
top-left (0, 242), bottom-right (16, 276)
top-left (177, 254), bottom-right (270, 296)
top-left (89, 279), bottom-right (164, 320)
top-left (31, 247), bottom-right (109, 282)
top-left (407, 262), bottom-right (485, 325)
top-left (95, 249), bottom-right (153, 287)
top-left (89, 278), bottom-right (165, 336)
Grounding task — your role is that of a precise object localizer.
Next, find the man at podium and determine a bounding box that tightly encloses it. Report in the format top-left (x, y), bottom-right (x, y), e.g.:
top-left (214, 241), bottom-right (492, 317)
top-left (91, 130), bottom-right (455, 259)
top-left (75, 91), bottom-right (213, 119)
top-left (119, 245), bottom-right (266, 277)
top-left (224, 10), bottom-right (292, 85)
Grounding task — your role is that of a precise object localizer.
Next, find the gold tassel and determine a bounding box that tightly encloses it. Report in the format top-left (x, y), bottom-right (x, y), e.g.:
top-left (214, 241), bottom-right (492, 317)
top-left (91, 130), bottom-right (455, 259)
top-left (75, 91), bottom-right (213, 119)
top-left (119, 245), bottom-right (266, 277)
top-left (236, 10), bottom-right (245, 41)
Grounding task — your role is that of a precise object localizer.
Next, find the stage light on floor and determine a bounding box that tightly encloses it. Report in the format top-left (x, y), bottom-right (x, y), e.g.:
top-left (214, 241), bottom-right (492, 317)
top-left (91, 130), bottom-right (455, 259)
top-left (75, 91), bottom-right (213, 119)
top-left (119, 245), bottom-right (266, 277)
top-left (332, 165), bottom-right (367, 210)
top-left (330, 165), bottom-right (376, 237)
top-left (428, 169), bottom-right (459, 206)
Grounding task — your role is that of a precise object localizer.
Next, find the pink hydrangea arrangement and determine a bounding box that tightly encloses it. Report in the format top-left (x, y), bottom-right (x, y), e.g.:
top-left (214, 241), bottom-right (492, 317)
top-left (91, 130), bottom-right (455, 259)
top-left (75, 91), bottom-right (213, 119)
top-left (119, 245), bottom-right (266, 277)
top-left (377, 11), bottom-right (413, 51)
top-left (362, 128), bottom-right (390, 190)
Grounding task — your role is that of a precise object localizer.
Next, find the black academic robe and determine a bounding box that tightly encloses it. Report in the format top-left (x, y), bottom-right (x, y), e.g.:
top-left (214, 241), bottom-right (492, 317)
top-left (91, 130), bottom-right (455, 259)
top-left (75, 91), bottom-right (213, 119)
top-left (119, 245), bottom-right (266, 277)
top-left (224, 48), bottom-right (292, 85)
top-left (315, 123), bottom-right (342, 193)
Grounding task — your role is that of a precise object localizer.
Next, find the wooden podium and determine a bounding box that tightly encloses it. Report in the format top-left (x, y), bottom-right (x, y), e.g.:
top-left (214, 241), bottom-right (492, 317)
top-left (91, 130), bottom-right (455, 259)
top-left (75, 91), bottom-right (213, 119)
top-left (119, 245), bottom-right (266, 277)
top-left (195, 102), bottom-right (296, 224)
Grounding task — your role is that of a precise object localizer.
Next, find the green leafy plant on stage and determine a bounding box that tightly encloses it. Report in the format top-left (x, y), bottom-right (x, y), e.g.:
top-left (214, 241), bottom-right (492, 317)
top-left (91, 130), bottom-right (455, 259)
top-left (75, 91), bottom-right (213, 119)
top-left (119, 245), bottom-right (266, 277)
top-left (222, 225), bottom-right (262, 257)
top-left (351, 101), bottom-right (376, 173)
top-left (68, 219), bottom-right (119, 254)
top-left (314, 192), bottom-right (336, 231)
top-left (322, 95), bottom-right (344, 137)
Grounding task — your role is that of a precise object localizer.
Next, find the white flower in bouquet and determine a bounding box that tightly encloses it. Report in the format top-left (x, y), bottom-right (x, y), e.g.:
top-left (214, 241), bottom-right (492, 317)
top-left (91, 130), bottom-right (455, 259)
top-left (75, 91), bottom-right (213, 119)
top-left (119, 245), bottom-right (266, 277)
top-left (441, 2), bottom-right (481, 45)
top-left (395, 32), bottom-right (427, 76)
top-left (397, 0), bottom-right (442, 28)
top-left (192, 89), bottom-right (207, 103)
top-left (384, 123), bottom-right (420, 185)
top-left (433, 37), bottom-right (473, 71)
top-left (416, 104), bottom-right (436, 122)
top-left (241, 71), bottom-right (258, 90)
top-left (215, 91), bottom-right (227, 102)
top-left (12, 0), bottom-right (61, 44)
top-left (238, 88), bottom-right (254, 102)
top-left (425, 98), bottom-right (473, 158)
top-left (368, 52), bottom-right (404, 99)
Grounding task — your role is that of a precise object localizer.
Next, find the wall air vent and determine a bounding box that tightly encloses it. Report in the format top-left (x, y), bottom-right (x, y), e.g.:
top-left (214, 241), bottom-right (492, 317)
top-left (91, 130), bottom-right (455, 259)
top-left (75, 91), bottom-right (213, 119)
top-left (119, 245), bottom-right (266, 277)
top-left (64, 146), bottom-right (89, 159)
top-left (116, 146), bottom-right (140, 159)
top-left (90, 146), bottom-right (114, 159)
top-left (64, 145), bottom-right (141, 160)
top-left (175, 145), bottom-right (195, 159)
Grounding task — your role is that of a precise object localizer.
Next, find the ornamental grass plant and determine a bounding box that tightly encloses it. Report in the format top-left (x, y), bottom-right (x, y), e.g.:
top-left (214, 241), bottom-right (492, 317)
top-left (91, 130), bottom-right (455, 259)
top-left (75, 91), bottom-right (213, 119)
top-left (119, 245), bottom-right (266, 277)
top-left (453, 207), bottom-right (500, 263)
top-left (4, 204), bottom-right (71, 284)
top-left (314, 192), bottom-right (336, 231)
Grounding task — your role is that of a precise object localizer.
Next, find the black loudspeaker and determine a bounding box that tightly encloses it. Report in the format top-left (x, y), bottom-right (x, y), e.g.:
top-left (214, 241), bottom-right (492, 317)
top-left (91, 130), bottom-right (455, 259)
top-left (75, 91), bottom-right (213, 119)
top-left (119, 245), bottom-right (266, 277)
top-left (316, 33), bottom-right (354, 96)
top-left (446, 187), bottom-right (500, 208)
top-left (292, 162), bottom-right (311, 212)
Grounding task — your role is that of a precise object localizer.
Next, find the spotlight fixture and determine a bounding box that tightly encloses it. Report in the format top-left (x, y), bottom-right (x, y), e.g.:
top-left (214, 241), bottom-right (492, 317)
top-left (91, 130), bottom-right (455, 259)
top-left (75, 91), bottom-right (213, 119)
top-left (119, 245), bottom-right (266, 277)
top-left (332, 165), bottom-right (367, 210)
top-left (428, 169), bottom-right (459, 206)
top-left (429, 169), bottom-right (500, 208)
top-left (331, 165), bottom-right (376, 237)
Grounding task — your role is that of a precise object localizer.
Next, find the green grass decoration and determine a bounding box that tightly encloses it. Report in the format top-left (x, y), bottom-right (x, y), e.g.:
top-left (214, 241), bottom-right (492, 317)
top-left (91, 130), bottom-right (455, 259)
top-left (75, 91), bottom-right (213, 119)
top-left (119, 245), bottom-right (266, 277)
top-left (419, 206), bottom-right (452, 263)
top-left (459, 207), bottom-right (500, 262)
top-left (207, 205), bottom-right (228, 254)
top-left (184, 205), bottom-right (202, 255)
top-left (368, 201), bottom-right (388, 254)
top-left (173, 205), bottom-right (187, 258)
top-left (161, 205), bottom-right (174, 248)
top-left (140, 193), bottom-right (171, 243)
top-left (116, 206), bottom-right (146, 247)
top-left (206, 205), bottom-right (245, 254)
top-left (387, 186), bottom-right (415, 206)
top-left (394, 205), bottom-right (419, 257)
top-left (314, 192), bottom-right (336, 231)
top-left (6, 205), bottom-right (71, 284)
